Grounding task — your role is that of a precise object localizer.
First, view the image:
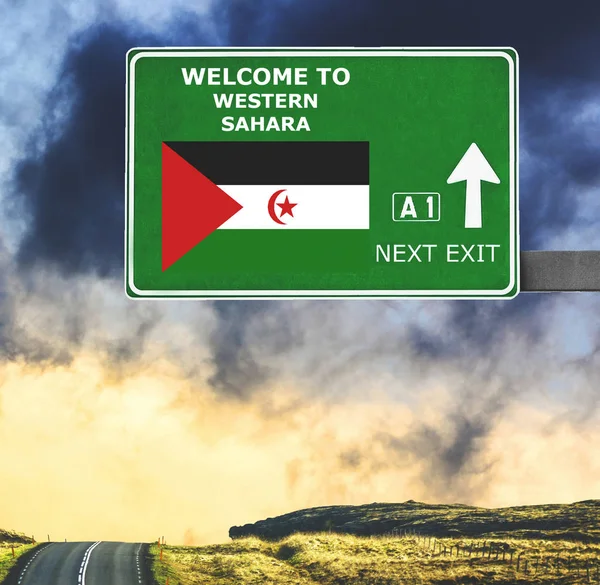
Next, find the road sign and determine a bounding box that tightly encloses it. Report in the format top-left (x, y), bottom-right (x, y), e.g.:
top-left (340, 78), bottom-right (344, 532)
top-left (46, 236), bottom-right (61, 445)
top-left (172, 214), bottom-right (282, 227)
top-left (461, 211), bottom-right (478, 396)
top-left (126, 48), bottom-right (519, 299)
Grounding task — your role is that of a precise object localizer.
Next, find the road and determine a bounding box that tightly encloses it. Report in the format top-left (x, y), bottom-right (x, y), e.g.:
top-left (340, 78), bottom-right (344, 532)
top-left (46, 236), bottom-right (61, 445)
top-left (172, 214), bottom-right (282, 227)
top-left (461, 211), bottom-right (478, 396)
top-left (7, 541), bottom-right (149, 585)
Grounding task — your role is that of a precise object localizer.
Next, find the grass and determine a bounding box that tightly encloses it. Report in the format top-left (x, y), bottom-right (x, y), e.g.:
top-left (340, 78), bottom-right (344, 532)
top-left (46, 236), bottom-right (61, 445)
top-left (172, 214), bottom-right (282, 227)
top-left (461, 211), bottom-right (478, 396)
top-left (151, 533), bottom-right (600, 584)
top-left (150, 500), bottom-right (600, 584)
top-left (0, 530), bottom-right (36, 583)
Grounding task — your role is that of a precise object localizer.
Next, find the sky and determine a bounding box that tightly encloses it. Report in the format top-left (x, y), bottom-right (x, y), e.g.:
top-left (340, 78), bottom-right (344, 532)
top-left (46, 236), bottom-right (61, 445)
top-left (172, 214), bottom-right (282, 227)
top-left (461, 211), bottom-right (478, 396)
top-left (0, 0), bottom-right (599, 545)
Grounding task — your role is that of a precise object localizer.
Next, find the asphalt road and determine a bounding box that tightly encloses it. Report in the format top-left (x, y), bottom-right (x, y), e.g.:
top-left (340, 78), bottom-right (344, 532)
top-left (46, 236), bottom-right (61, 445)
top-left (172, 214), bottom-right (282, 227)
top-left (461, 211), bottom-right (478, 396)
top-left (9, 541), bottom-right (149, 585)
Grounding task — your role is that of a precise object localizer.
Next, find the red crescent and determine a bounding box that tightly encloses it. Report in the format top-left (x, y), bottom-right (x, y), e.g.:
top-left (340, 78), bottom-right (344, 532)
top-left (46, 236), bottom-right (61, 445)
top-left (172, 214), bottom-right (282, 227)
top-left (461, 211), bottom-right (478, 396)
top-left (268, 189), bottom-right (287, 225)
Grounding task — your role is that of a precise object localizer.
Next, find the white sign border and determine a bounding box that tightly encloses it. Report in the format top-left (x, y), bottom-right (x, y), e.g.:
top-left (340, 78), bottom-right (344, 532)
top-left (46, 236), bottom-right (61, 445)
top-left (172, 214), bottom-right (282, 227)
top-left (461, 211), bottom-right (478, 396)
top-left (126, 48), bottom-right (519, 299)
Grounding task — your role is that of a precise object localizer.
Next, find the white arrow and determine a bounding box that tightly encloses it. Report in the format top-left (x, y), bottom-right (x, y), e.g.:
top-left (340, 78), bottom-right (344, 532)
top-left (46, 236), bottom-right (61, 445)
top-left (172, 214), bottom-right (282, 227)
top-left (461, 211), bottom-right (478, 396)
top-left (447, 143), bottom-right (500, 229)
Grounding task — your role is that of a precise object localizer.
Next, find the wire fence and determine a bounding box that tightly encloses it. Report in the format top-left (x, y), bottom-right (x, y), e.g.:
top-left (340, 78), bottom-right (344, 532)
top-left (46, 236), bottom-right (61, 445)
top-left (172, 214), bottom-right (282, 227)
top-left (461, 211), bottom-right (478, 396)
top-left (387, 528), bottom-right (600, 583)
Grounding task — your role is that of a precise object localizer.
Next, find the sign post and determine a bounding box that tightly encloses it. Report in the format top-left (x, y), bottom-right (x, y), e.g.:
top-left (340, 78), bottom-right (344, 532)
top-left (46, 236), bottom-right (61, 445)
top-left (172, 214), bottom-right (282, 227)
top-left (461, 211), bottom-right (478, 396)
top-left (126, 48), bottom-right (518, 299)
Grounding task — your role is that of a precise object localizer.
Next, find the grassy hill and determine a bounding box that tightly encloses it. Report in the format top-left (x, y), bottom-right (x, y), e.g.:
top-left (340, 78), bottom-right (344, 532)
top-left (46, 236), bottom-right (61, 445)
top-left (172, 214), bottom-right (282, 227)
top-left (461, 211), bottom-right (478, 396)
top-left (229, 499), bottom-right (600, 542)
top-left (0, 530), bottom-right (35, 583)
top-left (151, 500), bottom-right (600, 585)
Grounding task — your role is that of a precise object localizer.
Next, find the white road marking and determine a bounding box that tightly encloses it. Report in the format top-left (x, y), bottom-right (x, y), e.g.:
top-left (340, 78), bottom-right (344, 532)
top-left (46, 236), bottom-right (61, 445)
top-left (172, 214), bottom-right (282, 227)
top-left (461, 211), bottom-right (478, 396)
top-left (79, 541), bottom-right (101, 585)
top-left (135, 543), bottom-right (143, 584)
top-left (17, 543), bottom-right (52, 584)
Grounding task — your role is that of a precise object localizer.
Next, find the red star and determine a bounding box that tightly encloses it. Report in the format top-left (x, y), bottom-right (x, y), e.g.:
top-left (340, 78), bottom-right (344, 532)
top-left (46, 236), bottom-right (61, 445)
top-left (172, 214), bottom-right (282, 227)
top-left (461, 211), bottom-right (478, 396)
top-left (277, 195), bottom-right (297, 218)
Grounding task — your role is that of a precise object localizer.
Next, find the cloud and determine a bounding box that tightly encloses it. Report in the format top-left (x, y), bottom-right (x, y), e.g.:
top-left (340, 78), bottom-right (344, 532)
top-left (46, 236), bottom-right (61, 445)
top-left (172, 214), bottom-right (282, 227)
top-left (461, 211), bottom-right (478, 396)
top-left (228, 0), bottom-right (600, 78)
top-left (12, 28), bottom-right (134, 277)
top-left (520, 88), bottom-right (600, 250)
top-left (220, 0), bottom-right (600, 251)
top-left (2, 353), bottom-right (598, 545)
top-left (0, 1), bottom-right (216, 242)
top-left (208, 301), bottom-right (276, 398)
top-left (8, 2), bottom-right (600, 276)
top-left (1, 0), bottom-right (600, 544)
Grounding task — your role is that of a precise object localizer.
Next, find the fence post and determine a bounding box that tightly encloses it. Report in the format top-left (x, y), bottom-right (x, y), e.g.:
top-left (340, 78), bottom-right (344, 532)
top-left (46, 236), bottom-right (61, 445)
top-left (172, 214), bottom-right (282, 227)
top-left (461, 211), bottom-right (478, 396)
top-left (11, 546), bottom-right (14, 558)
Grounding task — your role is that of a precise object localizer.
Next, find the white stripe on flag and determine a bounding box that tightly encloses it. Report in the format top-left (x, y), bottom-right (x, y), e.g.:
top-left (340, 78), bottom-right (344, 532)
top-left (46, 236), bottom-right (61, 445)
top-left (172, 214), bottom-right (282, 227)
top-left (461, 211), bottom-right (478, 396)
top-left (218, 185), bottom-right (369, 229)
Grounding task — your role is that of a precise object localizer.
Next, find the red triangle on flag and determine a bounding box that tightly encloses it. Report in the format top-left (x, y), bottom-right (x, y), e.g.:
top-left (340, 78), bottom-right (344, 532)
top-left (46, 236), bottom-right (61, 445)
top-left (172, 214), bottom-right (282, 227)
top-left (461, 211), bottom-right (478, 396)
top-left (162, 143), bottom-right (243, 271)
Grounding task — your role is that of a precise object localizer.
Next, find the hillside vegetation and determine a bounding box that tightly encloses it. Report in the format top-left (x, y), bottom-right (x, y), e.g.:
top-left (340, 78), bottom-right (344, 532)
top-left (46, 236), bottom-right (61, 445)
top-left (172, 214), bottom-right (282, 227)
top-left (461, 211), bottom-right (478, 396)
top-left (0, 530), bottom-right (35, 583)
top-left (229, 499), bottom-right (600, 542)
top-left (151, 500), bottom-right (600, 585)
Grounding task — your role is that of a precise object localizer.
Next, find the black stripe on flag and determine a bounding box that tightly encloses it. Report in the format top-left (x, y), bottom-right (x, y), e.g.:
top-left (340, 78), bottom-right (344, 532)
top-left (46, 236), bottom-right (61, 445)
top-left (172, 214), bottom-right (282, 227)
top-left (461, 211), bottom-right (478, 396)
top-left (163, 141), bottom-right (369, 185)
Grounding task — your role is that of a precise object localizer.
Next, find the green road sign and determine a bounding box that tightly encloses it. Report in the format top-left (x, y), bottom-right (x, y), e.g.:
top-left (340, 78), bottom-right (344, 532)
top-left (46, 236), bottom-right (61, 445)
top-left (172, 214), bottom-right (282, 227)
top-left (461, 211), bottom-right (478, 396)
top-left (126, 48), bottom-right (519, 299)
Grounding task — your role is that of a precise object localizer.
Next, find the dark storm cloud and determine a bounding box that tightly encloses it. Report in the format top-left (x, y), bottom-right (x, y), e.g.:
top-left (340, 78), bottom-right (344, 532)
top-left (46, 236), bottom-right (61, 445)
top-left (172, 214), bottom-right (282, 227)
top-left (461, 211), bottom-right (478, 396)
top-left (11, 26), bottom-right (150, 277)
top-left (381, 408), bottom-right (497, 500)
top-left (407, 294), bottom-right (549, 361)
top-left (393, 298), bottom-right (549, 491)
top-left (520, 87), bottom-right (600, 249)
top-left (7, 1), bottom-right (600, 410)
top-left (5, 19), bottom-right (284, 395)
top-left (213, 0), bottom-right (600, 370)
top-left (8, 14), bottom-right (216, 279)
top-left (208, 301), bottom-right (271, 397)
top-left (223, 0), bottom-right (600, 79)
top-left (330, 379), bottom-right (508, 501)
top-left (208, 300), bottom-right (301, 397)
top-left (220, 0), bottom-right (600, 249)
top-left (11, 1), bottom-right (600, 278)
top-left (9, 21), bottom-right (220, 278)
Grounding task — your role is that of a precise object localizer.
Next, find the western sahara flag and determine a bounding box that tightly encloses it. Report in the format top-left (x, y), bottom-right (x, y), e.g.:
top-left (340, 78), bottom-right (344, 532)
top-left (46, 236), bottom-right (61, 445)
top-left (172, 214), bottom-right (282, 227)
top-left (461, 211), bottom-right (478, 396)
top-left (162, 141), bottom-right (370, 270)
